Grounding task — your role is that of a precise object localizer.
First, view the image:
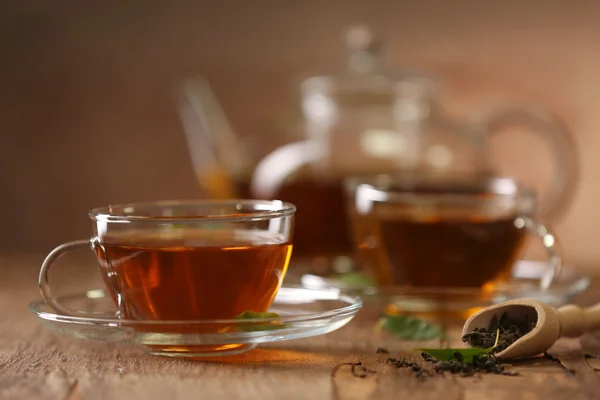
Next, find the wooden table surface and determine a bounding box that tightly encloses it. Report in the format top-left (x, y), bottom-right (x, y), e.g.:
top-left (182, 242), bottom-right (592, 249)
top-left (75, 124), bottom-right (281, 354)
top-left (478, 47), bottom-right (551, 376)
top-left (1, 253), bottom-right (600, 400)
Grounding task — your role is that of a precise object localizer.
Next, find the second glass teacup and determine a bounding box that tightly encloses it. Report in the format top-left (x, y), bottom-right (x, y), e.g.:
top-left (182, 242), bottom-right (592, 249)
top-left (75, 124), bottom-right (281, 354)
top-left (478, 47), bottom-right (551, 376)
top-left (345, 175), bottom-right (562, 292)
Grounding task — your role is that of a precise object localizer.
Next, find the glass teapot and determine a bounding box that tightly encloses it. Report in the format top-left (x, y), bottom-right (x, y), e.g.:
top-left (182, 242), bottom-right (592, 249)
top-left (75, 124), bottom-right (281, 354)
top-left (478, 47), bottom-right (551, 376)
top-left (178, 26), bottom-right (578, 268)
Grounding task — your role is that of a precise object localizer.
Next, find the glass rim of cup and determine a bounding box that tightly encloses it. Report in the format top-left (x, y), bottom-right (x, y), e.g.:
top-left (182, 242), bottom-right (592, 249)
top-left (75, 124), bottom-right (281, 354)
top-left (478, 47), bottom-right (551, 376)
top-left (346, 175), bottom-right (536, 204)
top-left (89, 199), bottom-right (296, 224)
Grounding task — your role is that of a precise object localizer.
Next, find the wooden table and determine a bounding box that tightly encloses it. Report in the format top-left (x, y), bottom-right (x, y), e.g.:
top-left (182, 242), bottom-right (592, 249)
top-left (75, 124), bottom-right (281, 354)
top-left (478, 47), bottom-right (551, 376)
top-left (1, 253), bottom-right (600, 400)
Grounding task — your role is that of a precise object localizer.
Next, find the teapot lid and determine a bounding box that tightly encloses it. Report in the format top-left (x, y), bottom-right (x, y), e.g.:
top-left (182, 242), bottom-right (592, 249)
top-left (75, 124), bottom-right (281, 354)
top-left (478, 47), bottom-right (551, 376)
top-left (300, 25), bottom-right (438, 100)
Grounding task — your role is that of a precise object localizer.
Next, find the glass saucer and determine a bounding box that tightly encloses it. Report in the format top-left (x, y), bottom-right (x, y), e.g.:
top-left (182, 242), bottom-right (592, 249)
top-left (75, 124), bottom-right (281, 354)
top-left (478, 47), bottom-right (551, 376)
top-left (29, 286), bottom-right (362, 358)
top-left (300, 260), bottom-right (590, 319)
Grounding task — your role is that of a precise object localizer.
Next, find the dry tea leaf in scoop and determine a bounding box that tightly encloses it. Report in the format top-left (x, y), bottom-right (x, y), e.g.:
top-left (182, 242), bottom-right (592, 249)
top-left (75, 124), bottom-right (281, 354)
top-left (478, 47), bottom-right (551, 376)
top-left (462, 298), bottom-right (600, 359)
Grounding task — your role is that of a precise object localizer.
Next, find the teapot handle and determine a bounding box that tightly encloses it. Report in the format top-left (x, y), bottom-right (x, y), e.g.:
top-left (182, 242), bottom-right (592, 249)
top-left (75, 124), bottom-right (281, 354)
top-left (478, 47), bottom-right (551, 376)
top-left (478, 106), bottom-right (579, 221)
top-left (250, 140), bottom-right (325, 198)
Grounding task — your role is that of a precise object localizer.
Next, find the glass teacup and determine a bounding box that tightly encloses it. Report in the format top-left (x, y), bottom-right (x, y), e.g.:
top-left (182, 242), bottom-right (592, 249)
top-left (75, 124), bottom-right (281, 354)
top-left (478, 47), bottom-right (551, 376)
top-left (39, 200), bottom-right (296, 321)
top-left (345, 175), bottom-right (561, 292)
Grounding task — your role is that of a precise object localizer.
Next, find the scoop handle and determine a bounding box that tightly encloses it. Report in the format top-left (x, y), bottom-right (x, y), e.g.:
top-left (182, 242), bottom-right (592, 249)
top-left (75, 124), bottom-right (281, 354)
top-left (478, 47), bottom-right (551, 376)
top-left (583, 303), bottom-right (600, 332)
top-left (556, 303), bottom-right (600, 338)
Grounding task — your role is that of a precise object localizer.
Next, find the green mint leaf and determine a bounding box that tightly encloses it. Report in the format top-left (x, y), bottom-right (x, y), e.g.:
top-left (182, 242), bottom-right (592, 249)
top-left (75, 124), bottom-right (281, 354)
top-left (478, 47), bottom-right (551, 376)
top-left (377, 315), bottom-right (447, 341)
top-left (415, 329), bottom-right (500, 363)
top-left (233, 310), bottom-right (288, 332)
top-left (234, 311), bottom-right (282, 320)
top-left (334, 272), bottom-right (377, 288)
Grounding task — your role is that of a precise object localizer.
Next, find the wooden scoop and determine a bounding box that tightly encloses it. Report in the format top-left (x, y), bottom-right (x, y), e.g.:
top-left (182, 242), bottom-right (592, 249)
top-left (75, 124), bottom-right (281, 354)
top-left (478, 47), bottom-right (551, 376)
top-left (462, 298), bottom-right (600, 359)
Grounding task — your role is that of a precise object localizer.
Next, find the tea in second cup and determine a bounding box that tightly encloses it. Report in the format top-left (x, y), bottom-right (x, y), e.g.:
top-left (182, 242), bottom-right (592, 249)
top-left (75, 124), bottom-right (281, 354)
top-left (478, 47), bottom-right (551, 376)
top-left (346, 176), bottom-right (561, 289)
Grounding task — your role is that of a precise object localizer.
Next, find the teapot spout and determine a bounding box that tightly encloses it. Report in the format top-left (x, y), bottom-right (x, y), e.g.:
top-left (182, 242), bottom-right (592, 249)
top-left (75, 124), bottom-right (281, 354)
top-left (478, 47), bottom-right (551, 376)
top-left (177, 76), bottom-right (244, 198)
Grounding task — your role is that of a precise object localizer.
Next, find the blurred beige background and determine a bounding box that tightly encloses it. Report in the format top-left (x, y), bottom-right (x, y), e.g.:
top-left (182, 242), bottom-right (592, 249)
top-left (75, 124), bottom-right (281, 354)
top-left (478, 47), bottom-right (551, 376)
top-left (1, 1), bottom-right (599, 272)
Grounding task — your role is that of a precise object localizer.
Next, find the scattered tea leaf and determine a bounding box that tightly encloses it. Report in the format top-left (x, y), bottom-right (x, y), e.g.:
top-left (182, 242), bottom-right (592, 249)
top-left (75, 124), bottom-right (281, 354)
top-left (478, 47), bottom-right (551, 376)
top-left (380, 347), bottom-right (518, 379)
top-left (233, 310), bottom-right (288, 332)
top-left (377, 315), bottom-right (447, 341)
top-left (334, 272), bottom-right (376, 288)
top-left (414, 347), bottom-right (491, 364)
top-left (415, 329), bottom-right (500, 363)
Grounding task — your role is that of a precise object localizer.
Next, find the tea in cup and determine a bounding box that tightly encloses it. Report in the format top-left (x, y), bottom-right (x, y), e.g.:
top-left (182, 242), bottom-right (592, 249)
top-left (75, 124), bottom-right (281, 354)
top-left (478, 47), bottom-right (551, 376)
top-left (39, 200), bottom-right (295, 321)
top-left (345, 175), bottom-right (561, 289)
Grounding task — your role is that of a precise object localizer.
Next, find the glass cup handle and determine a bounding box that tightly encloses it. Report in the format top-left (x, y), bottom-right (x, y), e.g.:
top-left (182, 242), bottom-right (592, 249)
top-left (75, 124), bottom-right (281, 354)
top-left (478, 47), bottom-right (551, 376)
top-left (38, 239), bottom-right (94, 316)
top-left (517, 216), bottom-right (562, 290)
top-left (479, 106), bottom-right (579, 222)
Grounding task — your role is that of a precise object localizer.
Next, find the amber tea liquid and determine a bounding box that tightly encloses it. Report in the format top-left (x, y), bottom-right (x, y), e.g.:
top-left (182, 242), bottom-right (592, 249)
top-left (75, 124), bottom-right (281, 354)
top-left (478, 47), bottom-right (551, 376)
top-left (236, 177), bottom-right (353, 260)
top-left (94, 229), bottom-right (293, 321)
top-left (352, 206), bottom-right (528, 288)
